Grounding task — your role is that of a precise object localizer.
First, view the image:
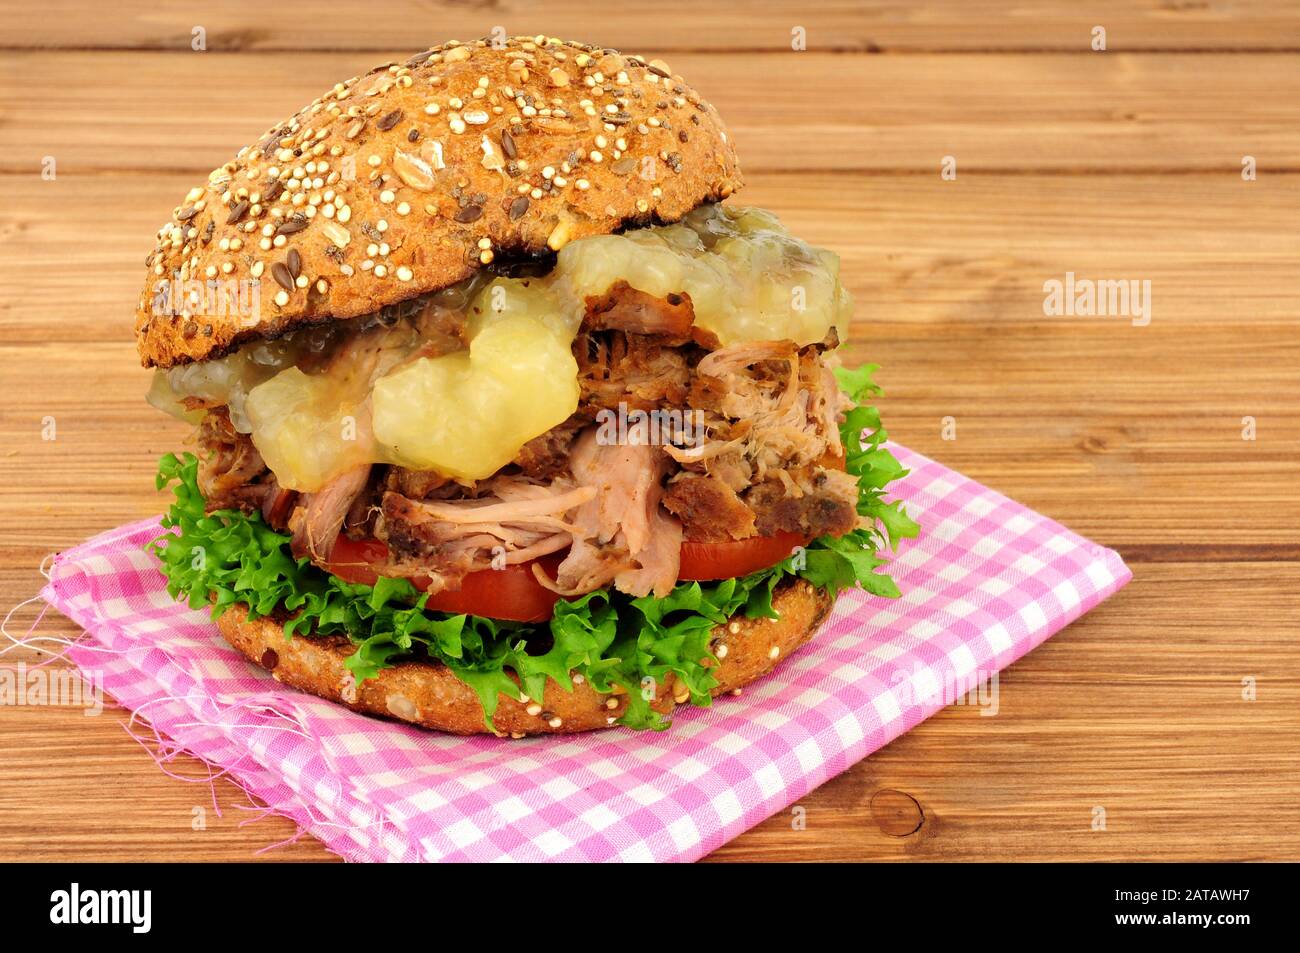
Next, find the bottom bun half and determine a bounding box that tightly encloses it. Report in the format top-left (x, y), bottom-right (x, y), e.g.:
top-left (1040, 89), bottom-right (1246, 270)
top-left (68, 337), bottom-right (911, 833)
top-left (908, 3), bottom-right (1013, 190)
top-left (216, 577), bottom-right (835, 736)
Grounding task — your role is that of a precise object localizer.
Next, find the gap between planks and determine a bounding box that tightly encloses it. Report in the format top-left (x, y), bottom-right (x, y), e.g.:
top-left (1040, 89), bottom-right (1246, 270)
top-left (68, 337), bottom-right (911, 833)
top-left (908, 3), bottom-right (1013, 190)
top-left (8, 45), bottom-right (1300, 55)
top-left (5, 167), bottom-right (1300, 179)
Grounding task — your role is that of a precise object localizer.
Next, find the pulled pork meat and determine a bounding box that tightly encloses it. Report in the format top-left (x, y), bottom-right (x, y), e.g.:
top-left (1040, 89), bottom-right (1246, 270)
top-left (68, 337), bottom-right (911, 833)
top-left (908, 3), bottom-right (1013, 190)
top-left (195, 408), bottom-right (291, 524)
top-left (547, 429), bottom-right (681, 599)
top-left (190, 284), bottom-right (859, 598)
top-left (377, 475), bottom-right (595, 589)
top-left (662, 331), bottom-right (857, 541)
top-left (288, 464), bottom-right (372, 563)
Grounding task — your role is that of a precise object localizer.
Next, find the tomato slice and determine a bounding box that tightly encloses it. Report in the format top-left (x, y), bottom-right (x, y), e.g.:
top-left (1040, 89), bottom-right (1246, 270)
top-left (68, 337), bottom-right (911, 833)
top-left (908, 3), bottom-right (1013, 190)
top-left (325, 524), bottom-right (811, 621)
top-left (324, 535), bottom-right (563, 623)
top-left (678, 530), bottom-right (810, 581)
top-left (421, 557), bottom-right (563, 623)
top-left (324, 535), bottom-right (391, 586)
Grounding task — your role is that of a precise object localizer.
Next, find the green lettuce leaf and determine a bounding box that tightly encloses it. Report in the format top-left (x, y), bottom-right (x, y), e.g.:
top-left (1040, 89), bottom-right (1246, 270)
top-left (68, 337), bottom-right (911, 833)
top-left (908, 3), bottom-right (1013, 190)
top-left (148, 364), bottom-right (917, 731)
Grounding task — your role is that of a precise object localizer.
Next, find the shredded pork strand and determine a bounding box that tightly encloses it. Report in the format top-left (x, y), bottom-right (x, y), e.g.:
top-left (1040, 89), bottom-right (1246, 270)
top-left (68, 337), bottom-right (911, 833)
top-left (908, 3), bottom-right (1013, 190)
top-left (544, 429), bottom-right (682, 599)
top-left (289, 464), bottom-right (372, 563)
top-left (403, 485), bottom-right (597, 525)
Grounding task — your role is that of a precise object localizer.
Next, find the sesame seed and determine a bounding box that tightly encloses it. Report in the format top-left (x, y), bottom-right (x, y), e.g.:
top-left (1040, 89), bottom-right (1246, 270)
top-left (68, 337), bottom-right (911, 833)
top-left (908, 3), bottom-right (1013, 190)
top-left (548, 716), bottom-right (563, 728)
top-left (274, 290), bottom-right (289, 306)
top-left (396, 265), bottom-right (413, 281)
top-left (715, 644), bottom-right (728, 659)
top-left (525, 703), bottom-right (543, 716)
top-left (769, 646), bottom-right (780, 659)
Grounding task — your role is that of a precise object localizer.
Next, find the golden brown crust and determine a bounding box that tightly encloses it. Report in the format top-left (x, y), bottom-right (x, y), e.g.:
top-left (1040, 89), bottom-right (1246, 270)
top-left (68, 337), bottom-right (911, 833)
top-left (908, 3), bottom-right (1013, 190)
top-left (216, 578), bottom-right (833, 736)
top-left (135, 36), bottom-right (743, 369)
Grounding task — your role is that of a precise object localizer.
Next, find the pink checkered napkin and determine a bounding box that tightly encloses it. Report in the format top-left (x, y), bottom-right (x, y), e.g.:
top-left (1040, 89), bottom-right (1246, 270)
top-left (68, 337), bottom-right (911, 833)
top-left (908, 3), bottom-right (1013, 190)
top-left (41, 445), bottom-right (1129, 862)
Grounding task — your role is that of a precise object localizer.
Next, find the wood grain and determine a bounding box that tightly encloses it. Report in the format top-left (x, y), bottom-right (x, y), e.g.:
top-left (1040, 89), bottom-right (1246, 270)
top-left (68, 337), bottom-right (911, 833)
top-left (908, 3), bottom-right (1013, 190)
top-left (1, 0), bottom-right (1298, 862)
top-left (6, 1), bottom-right (1300, 52)
top-left (708, 563), bottom-right (1300, 861)
top-left (6, 173), bottom-right (1300, 340)
top-left (7, 52), bottom-right (1300, 174)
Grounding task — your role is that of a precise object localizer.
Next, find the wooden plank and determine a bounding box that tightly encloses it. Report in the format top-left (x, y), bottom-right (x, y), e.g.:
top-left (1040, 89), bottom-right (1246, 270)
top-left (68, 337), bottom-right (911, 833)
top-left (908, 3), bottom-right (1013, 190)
top-left (4, 172), bottom-right (1300, 341)
top-left (5, 1), bottom-right (1300, 52)
top-left (0, 703), bottom-right (334, 861)
top-left (708, 563), bottom-right (1300, 861)
top-left (5, 52), bottom-right (1300, 174)
top-left (2, 563), bottom-right (1293, 861)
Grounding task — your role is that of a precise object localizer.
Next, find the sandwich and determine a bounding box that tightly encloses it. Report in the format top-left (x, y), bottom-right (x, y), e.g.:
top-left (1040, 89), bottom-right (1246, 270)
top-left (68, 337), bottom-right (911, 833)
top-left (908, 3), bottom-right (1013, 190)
top-left (138, 36), bottom-right (918, 736)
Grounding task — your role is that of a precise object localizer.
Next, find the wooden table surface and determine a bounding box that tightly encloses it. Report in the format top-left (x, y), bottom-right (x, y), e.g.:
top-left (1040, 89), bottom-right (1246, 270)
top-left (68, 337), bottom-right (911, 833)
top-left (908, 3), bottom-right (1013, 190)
top-left (1, 1), bottom-right (1297, 862)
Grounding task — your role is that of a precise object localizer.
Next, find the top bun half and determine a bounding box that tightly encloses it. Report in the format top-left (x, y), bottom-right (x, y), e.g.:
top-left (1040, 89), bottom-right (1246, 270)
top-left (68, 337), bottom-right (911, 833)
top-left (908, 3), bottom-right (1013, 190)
top-left (135, 36), bottom-right (743, 368)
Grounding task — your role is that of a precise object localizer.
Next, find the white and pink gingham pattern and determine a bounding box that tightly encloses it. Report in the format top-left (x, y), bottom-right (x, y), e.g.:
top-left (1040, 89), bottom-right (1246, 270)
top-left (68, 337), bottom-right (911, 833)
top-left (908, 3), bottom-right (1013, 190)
top-left (40, 445), bottom-right (1129, 862)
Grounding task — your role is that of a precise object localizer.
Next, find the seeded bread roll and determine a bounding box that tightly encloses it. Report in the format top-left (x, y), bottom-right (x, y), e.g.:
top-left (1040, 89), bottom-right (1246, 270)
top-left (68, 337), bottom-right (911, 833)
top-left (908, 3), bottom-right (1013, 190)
top-left (135, 35), bottom-right (743, 369)
top-left (216, 578), bottom-right (833, 736)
